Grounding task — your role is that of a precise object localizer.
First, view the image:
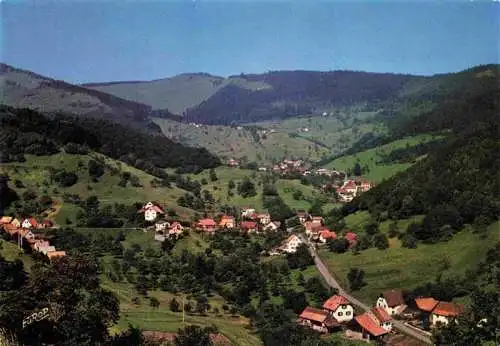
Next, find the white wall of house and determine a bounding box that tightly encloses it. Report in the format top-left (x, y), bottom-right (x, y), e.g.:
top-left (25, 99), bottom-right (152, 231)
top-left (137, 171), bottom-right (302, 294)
top-left (382, 321), bottom-right (393, 331)
top-left (431, 314), bottom-right (452, 326)
top-left (155, 222), bottom-right (169, 232)
top-left (376, 298), bottom-right (399, 315)
top-left (22, 220), bottom-right (32, 229)
top-left (145, 209), bottom-right (157, 221)
top-left (332, 304), bottom-right (354, 322)
top-left (283, 236), bottom-right (303, 253)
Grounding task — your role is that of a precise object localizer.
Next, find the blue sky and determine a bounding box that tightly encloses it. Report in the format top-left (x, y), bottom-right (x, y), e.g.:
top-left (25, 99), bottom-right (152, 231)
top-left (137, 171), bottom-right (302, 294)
top-left (1, 1), bottom-right (498, 83)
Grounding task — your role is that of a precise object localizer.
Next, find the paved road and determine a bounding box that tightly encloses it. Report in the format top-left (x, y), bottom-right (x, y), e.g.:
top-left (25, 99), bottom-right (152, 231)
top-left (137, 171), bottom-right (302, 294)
top-left (299, 235), bottom-right (432, 345)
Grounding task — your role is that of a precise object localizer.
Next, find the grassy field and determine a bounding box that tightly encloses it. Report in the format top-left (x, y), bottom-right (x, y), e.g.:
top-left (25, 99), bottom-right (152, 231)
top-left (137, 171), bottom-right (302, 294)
top-left (276, 179), bottom-right (317, 211)
top-left (102, 279), bottom-right (262, 346)
top-left (0, 239), bottom-right (35, 271)
top-left (153, 118), bottom-right (331, 164)
top-left (2, 152), bottom-right (196, 225)
top-left (322, 134), bottom-right (443, 182)
top-left (319, 222), bottom-right (499, 304)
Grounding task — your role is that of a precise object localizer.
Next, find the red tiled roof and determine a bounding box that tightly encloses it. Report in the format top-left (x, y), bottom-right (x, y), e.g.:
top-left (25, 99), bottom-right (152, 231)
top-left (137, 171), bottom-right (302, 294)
top-left (139, 203), bottom-right (165, 214)
top-left (241, 221), bottom-right (257, 229)
top-left (415, 297), bottom-right (439, 312)
top-left (28, 217), bottom-right (40, 228)
top-left (198, 218), bottom-right (216, 227)
top-left (3, 223), bottom-right (19, 235)
top-left (323, 295), bottom-right (349, 312)
top-left (432, 302), bottom-right (463, 317)
top-left (355, 312), bottom-right (388, 337)
top-left (344, 232), bottom-right (358, 242)
top-left (319, 230), bottom-right (337, 240)
top-left (47, 251), bottom-right (66, 259)
top-left (382, 289), bottom-right (405, 307)
top-left (299, 307), bottom-right (328, 323)
top-left (0, 216), bottom-right (13, 224)
top-left (372, 306), bottom-right (392, 323)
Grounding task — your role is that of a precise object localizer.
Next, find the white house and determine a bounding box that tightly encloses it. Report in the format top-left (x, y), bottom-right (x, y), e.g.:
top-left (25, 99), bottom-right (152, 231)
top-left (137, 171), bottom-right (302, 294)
top-left (155, 221), bottom-right (170, 232)
top-left (322, 295), bottom-right (354, 323)
top-left (139, 202), bottom-right (165, 222)
top-left (430, 302), bottom-right (463, 327)
top-left (257, 213), bottom-right (271, 225)
top-left (241, 208), bottom-right (256, 218)
top-left (376, 289), bottom-right (406, 316)
top-left (280, 234), bottom-right (304, 254)
top-left (263, 221), bottom-right (281, 232)
top-left (22, 218), bottom-right (37, 229)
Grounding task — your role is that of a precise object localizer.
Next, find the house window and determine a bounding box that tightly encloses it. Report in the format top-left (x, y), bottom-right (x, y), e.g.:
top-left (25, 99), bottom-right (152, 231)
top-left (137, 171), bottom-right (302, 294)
top-left (338, 312), bottom-right (343, 316)
top-left (346, 311), bottom-right (351, 316)
top-left (341, 304), bottom-right (347, 309)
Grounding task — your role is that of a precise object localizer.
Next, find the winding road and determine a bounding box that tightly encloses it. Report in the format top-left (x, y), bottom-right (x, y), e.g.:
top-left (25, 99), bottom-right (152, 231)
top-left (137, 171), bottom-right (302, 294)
top-left (299, 234), bottom-right (432, 345)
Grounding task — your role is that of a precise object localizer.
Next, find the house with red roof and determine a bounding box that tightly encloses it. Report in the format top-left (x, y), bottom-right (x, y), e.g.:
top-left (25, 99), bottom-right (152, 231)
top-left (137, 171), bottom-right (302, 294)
top-left (0, 216), bottom-right (13, 224)
top-left (31, 240), bottom-right (55, 255)
top-left (196, 218), bottom-right (217, 233)
top-left (297, 307), bottom-right (339, 333)
top-left (139, 202), bottom-right (165, 222)
top-left (240, 221), bottom-right (258, 233)
top-left (354, 307), bottom-right (392, 342)
top-left (376, 289), bottom-right (407, 316)
top-left (318, 230), bottom-right (337, 243)
top-left (2, 223), bottom-right (19, 237)
top-left (42, 219), bottom-right (54, 228)
top-left (311, 216), bottom-right (323, 225)
top-left (168, 222), bottom-right (184, 236)
top-left (46, 251), bottom-right (66, 261)
top-left (415, 298), bottom-right (463, 327)
top-left (322, 295), bottom-right (354, 323)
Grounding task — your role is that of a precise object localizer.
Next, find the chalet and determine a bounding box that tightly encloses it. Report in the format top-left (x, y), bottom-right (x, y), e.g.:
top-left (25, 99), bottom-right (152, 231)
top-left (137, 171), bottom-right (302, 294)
top-left (22, 218), bottom-right (40, 229)
top-left (304, 222), bottom-right (323, 237)
top-left (168, 222), bottom-right (184, 236)
top-left (139, 202), bottom-right (165, 222)
top-left (219, 215), bottom-right (235, 229)
top-left (318, 230), bottom-right (337, 243)
top-left (372, 306), bottom-right (393, 332)
top-left (354, 309), bottom-right (390, 342)
top-left (155, 220), bottom-right (170, 232)
top-left (416, 300), bottom-right (463, 327)
top-left (376, 289), bottom-right (407, 316)
top-left (257, 213), bottom-right (271, 225)
top-left (263, 221), bottom-right (281, 232)
top-left (46, 251), bottom-right (66, 261)
top-left (297, 211), bottom-right (310, 224)
top-left (240, 221), bottom-right (258, 233)
top-left (196, 218), bottom-right (217, 233)
top-left (297, 307), bottom-right (339, 333)
top-left (0, 216), bottom-right (13, 224)
top-left (280, 234), bottom-right (304, 253)
top-left (344, 232), bottom-right (359, 247)
top-left (322, 295), bottom-right (354, 323)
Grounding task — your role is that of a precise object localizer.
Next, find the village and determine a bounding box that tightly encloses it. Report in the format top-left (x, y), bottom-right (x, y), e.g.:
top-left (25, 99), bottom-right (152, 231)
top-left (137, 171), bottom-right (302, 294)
top-left (1, 200), bottom-right (461, 345)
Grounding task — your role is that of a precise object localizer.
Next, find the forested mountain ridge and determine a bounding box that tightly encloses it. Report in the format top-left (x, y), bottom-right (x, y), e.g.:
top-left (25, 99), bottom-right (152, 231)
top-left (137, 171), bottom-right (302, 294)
top-left (0, 63), bottom-right (176, 127)
top-left (0, 106), bottom-right (220, 174)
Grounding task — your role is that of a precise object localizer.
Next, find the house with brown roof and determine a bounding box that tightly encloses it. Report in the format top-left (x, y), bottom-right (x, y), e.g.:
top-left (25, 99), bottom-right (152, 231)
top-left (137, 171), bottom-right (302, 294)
top-left (240, 221), bottom-right (258, 233)
top-left (430, 302), bottom-right (463, 326)
top-left (376, 289), bottom-right (407, 316)
top-left (297, 307), bottom-right (339, 333)
top-left (353, 307), bottom-right (392, 342)
top-left (322, 295), bottom-right (354, 323)
top-left (415, 298), bottom-right (462, 327)
top-left (0, 216), bottom-right (13, 224)
top-left (311, 216), bottom-right (324, 225)
top-left (296, 211), bottom-right (310, 224)
top-left (256, 213), bottom-right (271, 225)
top-left (196, 218), bottom-right (217, 233)
top-left (219, 215), bottom-right (235, 229)
top-left (263, 221), bottom-right (281, 232)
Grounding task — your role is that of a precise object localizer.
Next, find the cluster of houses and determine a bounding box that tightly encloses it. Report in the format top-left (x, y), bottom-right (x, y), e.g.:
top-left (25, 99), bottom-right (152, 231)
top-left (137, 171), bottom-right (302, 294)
top-left (272, 159), bottom-right (307, 174)
top-left (336, 179), bottom-right (374, 203)
top-left (297, 289), bottom-right (463, 343)
top-left (138, 202), bottom-right (185, 241)
top-left (0, 216), bottom-right (66, 261)
top-left (195, 208), bottom-right (282, 235)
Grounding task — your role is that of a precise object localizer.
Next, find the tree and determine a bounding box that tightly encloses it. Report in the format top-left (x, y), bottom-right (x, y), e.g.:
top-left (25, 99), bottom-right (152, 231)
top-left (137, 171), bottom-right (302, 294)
top-left (149, 297), bottom-right (160, 309)
top-left (167, 298), bottom-right (180, 313)
top-left (174, 325), bottom-right (216, 346)
top-left (209, 169), bottom-right (218, 182)
top-left (402, 234), bottom-right (418, 249)
top-left (327, 238), bottom-right (349, 253)
top-left (347, 267), bottom-right (365, 291)
top-left (373, 233), bottom-right (389, 250)
top-left (88, 159), bottom-right (105, 180)
top-left (364, 221), bottom-right (379, 235)
top-left (237, 177), bottom-right (257, 198)
top-left (286, 244), bottom-right (314, 270)
top-left (353, 162), bottom-right (362, 176)
top-left (228, 180), bottom-right (235, 190)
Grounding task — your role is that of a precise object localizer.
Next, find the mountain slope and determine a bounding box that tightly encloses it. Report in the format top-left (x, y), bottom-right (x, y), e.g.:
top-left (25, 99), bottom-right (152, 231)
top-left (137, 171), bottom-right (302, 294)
top-left (84, 73), bottom-right (271, 115)
top-left (0, 63), bottom-right (166, 125)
